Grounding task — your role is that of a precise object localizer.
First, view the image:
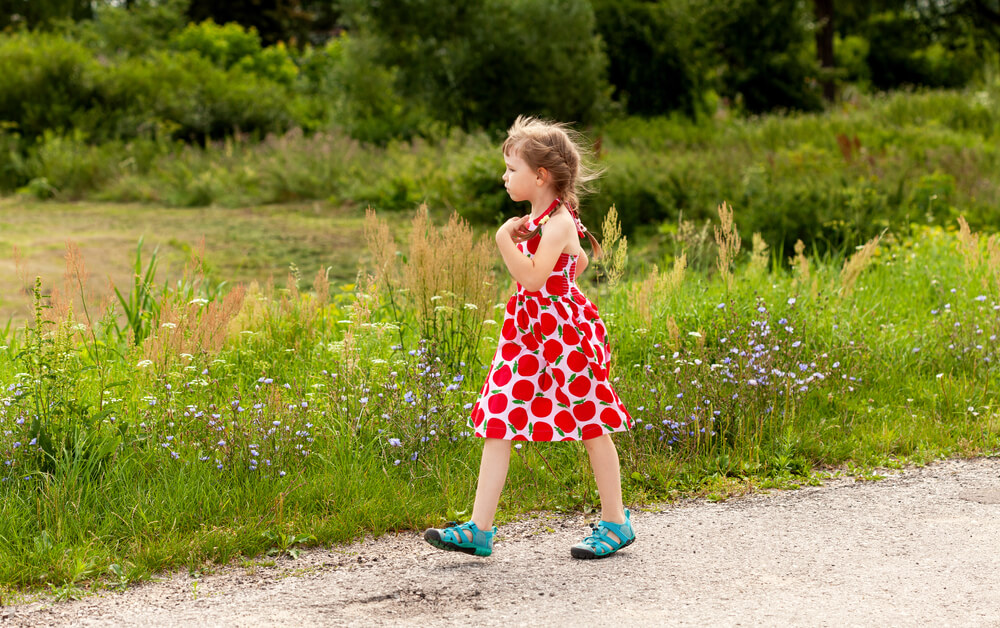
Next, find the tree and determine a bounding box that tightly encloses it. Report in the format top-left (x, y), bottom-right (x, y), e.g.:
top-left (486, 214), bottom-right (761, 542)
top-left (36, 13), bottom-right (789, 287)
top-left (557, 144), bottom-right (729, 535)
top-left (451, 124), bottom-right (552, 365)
top-left (592, 0), bottom-right (708, 116)
top-left (0, 0), bottom-right (92, 30)
top-left (186, 0), bottom-right (341, 46)
top-left (707, 0), bottom-right (823, 113)
top-left (341, 0), bottom-right (610, 130)
top-left (814, 0), bottom-right (836, 101)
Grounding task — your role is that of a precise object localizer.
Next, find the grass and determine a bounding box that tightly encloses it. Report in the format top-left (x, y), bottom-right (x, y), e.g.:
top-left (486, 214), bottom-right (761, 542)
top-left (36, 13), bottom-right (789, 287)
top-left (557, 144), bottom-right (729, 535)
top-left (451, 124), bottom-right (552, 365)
top-left (0, 200), bottom-right (997, 598)
top-left (0, 199), bottom-right (376, 323)
top-left (1, 86), bottom-right (999, 598)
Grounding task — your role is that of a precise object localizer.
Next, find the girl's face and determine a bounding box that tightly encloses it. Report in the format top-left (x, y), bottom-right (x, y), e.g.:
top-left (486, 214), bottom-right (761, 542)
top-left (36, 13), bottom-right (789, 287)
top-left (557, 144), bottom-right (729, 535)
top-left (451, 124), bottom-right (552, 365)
top-left (502, 149), bottom-right (541, 203)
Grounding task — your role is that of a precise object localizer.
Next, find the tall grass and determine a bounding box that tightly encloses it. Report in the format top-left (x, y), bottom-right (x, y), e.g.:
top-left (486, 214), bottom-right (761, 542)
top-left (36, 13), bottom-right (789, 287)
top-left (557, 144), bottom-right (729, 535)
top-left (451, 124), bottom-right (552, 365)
top-left (1, 200), bottom-right (998, 597)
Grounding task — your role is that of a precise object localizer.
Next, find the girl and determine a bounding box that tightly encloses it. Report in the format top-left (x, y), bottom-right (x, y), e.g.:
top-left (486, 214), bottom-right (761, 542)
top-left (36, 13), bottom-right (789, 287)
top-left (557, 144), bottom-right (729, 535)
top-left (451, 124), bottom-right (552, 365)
top-left (424, 116), bottom-right (634, 560)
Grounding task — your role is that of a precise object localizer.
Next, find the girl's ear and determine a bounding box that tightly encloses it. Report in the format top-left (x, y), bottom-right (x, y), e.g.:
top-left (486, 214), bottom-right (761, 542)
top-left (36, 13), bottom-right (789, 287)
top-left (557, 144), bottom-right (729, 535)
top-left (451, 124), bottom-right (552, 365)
top-left (535, 167), bottom-right (548, 186)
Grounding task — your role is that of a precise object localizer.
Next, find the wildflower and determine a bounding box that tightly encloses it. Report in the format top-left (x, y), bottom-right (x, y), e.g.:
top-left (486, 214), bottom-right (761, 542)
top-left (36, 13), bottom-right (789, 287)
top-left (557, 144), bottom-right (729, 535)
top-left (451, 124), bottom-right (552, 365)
top-left (974, 295), bottom-right (987, 302)
top-left (717, 303), bottom-right (725, 309)
top-left (388, 438), bottom-right (402, 447)
top-left (787, 297), bottom-right (796, 305)
top-left (136, 360), bottom-right (154, 369)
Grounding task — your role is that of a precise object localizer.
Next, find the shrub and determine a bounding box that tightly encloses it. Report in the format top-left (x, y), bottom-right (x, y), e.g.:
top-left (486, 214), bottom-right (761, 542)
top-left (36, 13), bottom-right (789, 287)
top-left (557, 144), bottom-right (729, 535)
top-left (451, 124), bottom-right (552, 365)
top-left (169, 19), bottom-right (299, 86)
top-left (92, 50), bottom-right (298, 141)
top-left (0, 33), bottom-right (99, 141)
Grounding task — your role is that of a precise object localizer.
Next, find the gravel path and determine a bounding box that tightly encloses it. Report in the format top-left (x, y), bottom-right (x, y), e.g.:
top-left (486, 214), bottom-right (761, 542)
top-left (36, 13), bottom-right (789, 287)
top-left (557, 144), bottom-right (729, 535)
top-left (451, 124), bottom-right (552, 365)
top-left (4, 458), bottom-right (1000, 627)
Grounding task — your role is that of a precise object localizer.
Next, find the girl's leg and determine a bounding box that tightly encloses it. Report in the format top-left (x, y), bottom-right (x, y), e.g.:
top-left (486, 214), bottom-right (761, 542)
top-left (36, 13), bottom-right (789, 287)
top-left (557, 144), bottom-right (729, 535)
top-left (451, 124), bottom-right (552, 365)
top-left (467, 437), bottom-right (513, 536)
top-left (582, 434), bottom-right (626, 526)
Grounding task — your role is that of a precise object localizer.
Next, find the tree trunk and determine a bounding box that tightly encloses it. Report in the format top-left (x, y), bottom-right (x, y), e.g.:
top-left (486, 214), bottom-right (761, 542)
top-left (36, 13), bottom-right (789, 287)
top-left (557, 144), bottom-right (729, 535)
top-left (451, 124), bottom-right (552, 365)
top-left (814, 0), bottom-right (836, 101)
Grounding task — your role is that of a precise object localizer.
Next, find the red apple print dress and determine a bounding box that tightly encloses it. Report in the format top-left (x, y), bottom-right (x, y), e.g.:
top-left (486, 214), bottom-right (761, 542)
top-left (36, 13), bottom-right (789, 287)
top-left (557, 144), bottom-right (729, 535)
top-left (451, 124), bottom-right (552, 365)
top-left (470, 206), bottom-right (633, 441)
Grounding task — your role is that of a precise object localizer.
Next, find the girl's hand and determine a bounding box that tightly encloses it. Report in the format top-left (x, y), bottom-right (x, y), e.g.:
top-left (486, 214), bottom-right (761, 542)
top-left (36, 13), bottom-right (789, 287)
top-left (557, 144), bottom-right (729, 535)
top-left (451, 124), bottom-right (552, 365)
top-left (496, 215), bottom-right (529, 241)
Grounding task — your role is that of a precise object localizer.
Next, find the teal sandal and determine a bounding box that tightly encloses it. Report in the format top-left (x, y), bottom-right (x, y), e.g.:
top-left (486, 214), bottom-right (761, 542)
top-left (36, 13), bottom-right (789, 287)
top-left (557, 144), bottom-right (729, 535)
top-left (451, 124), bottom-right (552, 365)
top-left (424, 520), bottom-right (496, 557)
top-left (570, 509), bottom-right (635, 559)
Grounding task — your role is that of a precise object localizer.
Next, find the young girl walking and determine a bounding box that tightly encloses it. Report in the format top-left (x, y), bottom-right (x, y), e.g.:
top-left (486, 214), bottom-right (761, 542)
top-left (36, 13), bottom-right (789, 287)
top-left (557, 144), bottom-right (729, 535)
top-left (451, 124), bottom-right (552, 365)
top-left (424, 116), bottom-right (634, 560)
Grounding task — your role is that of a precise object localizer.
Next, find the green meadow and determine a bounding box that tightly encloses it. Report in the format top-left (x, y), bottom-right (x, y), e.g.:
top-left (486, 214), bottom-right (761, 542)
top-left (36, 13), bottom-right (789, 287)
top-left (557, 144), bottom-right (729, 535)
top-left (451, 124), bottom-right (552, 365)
top-left (1, 88), bottom-right (999, 600)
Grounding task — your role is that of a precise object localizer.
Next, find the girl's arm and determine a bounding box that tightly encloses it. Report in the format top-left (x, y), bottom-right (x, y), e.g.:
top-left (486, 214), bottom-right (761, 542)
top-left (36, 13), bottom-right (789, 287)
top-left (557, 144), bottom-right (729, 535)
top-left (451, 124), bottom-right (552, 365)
top-left (496, 215), bottom-right (573, 292)
top-left (575, 248), bottom-right (589, 279)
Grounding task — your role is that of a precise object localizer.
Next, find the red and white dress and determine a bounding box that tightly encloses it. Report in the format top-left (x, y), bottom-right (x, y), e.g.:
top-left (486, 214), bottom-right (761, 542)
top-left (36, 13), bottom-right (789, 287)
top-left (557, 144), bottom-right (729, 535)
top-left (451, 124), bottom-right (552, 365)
top-left (470, 202), bottom-right (632, 441)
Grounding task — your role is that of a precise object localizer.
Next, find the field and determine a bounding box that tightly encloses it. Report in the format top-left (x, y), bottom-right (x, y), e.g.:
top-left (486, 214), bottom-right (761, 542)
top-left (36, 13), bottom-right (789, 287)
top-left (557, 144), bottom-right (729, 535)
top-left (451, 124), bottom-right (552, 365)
top-left (0, 200), bottom-right (370, 323)
top-left (1, 88), bottom-right (999, 600)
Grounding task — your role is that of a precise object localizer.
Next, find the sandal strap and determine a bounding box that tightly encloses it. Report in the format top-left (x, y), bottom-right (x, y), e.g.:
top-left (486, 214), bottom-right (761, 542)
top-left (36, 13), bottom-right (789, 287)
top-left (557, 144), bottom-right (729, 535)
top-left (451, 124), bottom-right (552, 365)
top-left (439, 520), bottom-right (494, 547)
top-left (577, 509), bottom-right (634, 555)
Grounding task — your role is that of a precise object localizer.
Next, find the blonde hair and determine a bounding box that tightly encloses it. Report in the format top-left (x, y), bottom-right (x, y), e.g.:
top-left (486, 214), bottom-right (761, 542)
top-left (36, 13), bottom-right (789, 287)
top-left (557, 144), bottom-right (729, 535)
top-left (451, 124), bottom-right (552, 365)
top-left (503, 115), bottom-right (604, 256)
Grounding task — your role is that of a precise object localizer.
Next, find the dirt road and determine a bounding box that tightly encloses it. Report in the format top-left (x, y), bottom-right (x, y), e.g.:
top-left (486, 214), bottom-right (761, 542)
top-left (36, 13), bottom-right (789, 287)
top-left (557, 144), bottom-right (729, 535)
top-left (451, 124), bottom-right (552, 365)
top-left (5, 458), bottom-right (1000, 627)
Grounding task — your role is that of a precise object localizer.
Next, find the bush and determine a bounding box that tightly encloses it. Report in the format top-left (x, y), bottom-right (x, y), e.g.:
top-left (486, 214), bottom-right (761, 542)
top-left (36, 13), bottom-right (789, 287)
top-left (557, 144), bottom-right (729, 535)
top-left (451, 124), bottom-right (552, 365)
top-left (93, 50), bottom-right (298, 141)
top-left (28, 130), bottom-right (121, 199)
top-left (169, 19), bottom-right (299, 86)
top-left (0, 33), bottom-right (99, 140)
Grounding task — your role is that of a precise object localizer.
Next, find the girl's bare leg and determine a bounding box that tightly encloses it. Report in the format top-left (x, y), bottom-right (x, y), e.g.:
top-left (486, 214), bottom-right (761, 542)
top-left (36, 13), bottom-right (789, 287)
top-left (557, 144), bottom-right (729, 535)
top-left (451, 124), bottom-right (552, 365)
top-left (583, 435), bottom-right (627, 535)
top-left (467, 438), bottom-right (513, 538)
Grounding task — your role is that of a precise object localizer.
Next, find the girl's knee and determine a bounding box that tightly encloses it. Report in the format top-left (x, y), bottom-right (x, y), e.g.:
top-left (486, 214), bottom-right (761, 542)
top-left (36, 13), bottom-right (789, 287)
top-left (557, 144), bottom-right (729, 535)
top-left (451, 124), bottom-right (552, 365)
top-left (582, 434), bottom-right (612, 452)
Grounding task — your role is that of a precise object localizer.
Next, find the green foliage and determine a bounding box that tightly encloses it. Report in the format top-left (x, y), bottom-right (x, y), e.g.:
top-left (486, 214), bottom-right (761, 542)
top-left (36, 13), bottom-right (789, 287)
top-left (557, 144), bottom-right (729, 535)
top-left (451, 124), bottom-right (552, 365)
top-left (0, 0), bottom-right (92, 30)
top-left (27, 130), bottom-right (119, 199)
top-left (0, 33), bottom-right (99, 140)
top-left (113, 238), bottom-right (164, 346)
top-left (169, 19), bottom-right (299, 85)
top-left (75, 0), bottom-right (190, 57)
top-left (95, 49), bottom-right (298, 140)
top-left (707, 0), bottom-right (824, 113)
top-left (866, 11), bottom-right (981, 90)
top-left (592, 0), bottom-right (708, 116)
top-left (343, 0), bottom-right (611, 132)
top-left (833, 34), bottom-right (871, 87)
top-left (1, 212), bottom-right (998, 592)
